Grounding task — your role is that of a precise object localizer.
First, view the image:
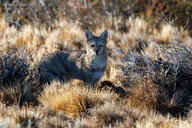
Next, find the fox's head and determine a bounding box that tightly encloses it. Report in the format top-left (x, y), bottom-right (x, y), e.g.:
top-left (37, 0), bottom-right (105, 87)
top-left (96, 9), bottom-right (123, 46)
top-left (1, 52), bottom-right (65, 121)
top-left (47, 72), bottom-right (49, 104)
top-left (85, 29), bottom-right (108, 56)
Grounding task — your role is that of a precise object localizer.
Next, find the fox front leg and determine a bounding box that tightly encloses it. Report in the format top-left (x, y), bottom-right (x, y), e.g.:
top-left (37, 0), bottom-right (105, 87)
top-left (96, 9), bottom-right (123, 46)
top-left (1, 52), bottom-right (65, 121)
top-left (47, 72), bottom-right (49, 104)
top-left (83, 80), bottom-right (89, 89)
top-left (83, 80), bottom-right (95, 90)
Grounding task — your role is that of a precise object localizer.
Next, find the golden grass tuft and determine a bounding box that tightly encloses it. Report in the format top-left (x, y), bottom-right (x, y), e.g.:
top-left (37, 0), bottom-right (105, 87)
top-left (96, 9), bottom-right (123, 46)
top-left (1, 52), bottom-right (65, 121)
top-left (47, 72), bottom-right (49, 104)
top-left (128, 17), bottom-right (149, 39)
top-left (136, 113), bottom-right (191, 128)
top-left (73, 118), bottom-right (96, 128)
top-left (0, 83), bottom-right (38, 106)
top-left (0, 104), bottom-right (72, 127)
top-left (0, 86), bottom-right (22, 106)
top-left (39, 81), bottom-right (117, 119)
top-left (101, 58), bottom-right (120, 84)
top-left (0, 15), bottom-right (6, 32)
top-left (153, 24), bottom-right (189, 44)
top-left (90, 101), bottom-right (143, 127)
top-left (126, 81), bottom-right (159, 111)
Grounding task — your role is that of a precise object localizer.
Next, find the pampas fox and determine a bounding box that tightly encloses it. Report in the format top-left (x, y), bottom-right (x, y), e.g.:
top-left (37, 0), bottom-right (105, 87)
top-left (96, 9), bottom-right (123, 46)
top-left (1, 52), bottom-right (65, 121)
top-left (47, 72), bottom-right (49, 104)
top-left (39, 29), bottom-right (108, 88)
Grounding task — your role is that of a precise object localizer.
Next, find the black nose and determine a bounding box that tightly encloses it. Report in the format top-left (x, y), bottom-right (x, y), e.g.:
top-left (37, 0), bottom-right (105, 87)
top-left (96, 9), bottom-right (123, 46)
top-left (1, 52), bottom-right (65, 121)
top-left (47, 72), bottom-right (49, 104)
top-left (96, 50), bottom-right (99, 55)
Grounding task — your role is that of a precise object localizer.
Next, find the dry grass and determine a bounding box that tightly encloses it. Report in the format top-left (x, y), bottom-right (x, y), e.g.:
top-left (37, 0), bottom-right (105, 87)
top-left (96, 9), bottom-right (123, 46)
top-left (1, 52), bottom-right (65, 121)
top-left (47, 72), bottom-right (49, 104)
top-left (126, 80), bottom-right (159, 110)
top-left (118, 42), bottom-right (192, 117)
top-left (0, 4), bottom-right (192, 127)
top-left (0, 103), bottom-right (73, 127)
top-left (39, 81), bottom-right (117, 119)
top-left (89, 101), bottom-right (143, 127)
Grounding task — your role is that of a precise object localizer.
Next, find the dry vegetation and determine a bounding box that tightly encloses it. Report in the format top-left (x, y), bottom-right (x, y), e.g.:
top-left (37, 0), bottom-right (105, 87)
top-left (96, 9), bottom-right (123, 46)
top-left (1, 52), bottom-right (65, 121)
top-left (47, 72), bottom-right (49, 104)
top-left (0, 0), bottom-right (192, 128)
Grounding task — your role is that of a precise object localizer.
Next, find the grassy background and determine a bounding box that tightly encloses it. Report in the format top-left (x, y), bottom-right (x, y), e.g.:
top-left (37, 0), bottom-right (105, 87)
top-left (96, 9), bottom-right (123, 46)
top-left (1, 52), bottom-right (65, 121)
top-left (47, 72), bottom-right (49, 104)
top-left (0, 0), bottom-right (192, 127)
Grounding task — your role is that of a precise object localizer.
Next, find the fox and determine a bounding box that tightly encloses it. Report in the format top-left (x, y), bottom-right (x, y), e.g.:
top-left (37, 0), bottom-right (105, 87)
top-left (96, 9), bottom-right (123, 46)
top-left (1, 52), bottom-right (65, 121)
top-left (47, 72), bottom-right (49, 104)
top-left (39, 29), bottom-right (108, 89)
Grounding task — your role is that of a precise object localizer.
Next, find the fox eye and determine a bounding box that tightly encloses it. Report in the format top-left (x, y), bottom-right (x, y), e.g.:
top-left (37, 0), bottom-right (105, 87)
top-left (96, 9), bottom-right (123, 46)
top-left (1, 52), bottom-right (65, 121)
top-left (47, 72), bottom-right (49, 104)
top-left (90, 44), bottom-right (95, 47)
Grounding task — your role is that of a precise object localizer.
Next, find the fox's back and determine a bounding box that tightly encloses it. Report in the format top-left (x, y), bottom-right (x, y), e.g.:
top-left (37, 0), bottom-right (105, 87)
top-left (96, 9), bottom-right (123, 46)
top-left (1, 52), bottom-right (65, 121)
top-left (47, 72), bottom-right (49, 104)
top-left (39, 50), bottom-right (86, 84)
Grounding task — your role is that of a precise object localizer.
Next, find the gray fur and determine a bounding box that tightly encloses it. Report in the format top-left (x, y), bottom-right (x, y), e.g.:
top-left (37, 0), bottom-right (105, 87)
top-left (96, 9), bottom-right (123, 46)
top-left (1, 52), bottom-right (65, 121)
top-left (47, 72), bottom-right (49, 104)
top-left (39, 30), bottom-right (108, 88)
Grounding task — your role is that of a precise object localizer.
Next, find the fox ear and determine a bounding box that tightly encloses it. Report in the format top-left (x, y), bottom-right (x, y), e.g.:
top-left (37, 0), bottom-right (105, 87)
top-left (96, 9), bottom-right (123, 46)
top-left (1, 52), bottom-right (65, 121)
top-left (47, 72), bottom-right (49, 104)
top-left (86, 29), bottom-right (93, 41)
top-left (100, 29), bottom-right (108, 43)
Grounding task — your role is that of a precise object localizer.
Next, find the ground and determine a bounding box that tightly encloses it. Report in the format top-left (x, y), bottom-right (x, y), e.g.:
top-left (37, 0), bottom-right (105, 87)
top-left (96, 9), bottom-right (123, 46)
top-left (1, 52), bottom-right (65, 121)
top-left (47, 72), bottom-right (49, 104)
top-left (0, 1), bottom-right (192, 128)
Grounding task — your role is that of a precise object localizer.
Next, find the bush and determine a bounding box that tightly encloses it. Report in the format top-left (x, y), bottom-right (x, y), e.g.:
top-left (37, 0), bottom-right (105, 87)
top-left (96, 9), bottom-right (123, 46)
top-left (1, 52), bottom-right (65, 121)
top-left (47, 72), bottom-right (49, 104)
top-left (117, 42), bottom-right (192, 117)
